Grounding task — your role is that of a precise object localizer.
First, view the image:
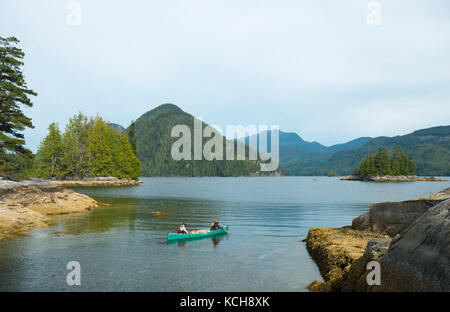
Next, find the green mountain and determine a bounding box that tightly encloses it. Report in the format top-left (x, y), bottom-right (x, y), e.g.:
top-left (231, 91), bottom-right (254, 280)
top-left (327, 137), bottom-right (372, 153)
top-left (243, 126), bottom-right (449, 176)
top-left (325, 126), bottom-right (450, 176)
top-left (242, 130), bottom-right (370, 175)
top-left (128, 104), bottom-right (262, 176)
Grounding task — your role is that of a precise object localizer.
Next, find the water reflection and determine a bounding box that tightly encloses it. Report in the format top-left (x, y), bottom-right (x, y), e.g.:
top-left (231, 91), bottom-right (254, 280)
top-left (47, 196), bottom-right (141, 236)
top-left (166, 234), bottom-right (227, 247)
top-left (47, 196), bottom-right (227, 238)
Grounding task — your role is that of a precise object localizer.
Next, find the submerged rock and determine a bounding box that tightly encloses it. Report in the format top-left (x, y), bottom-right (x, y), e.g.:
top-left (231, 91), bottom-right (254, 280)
top-left (152, 211), bottom-right (169, 217)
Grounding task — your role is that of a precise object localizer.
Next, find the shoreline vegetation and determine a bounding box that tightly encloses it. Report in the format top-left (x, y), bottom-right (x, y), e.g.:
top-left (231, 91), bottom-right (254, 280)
top-left (31, 113), bottom-right (141, 180)
top-left (340, 175), bottom-right (448, 182)
top-left (304, 187), bottom-right (450, 292)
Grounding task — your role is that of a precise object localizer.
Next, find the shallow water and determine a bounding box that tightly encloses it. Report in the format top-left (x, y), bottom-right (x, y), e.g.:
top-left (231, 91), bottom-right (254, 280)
top-left (0, 177), bottom-right (448, 291)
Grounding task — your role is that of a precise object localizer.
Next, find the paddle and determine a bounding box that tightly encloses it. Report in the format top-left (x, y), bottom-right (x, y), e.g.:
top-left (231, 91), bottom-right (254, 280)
top-left (219, 223), bottom-right (229, 234)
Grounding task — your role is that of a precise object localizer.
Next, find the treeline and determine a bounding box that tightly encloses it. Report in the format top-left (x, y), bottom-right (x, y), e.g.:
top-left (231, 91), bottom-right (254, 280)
top-left (356, 146), bottom-right (415, 177)
top-left (33, 113), bottom-right (141, 179)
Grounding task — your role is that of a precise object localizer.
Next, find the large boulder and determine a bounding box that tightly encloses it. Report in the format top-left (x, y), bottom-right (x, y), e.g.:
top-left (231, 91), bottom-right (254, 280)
top-left (352, 200), bottom-right (443, 236)
top-left (352, 188), bottom-right (450, 236)
top-left (340, 199), bottom-right (450, 291)
top-left (377, 199), bottom-right (450, 291)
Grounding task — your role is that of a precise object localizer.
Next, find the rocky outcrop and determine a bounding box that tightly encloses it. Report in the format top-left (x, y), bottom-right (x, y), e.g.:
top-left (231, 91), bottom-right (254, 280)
top-left (304, 227), bottom-right (389, 291)
top-left (0, 178), bottom-right (100, 239)
top-left (51, 177), bottom-right (142, 187)
top-left (415, 187), bottom-right (450, 200)
top-left (352, 188), bottom-right (450, 236)
top-left (334, 238), bottom-right (392, 291)
top-left (0, 199), bottom-right (48, 239)
top-left (375, 199), bottom-right (450, 291)
top-left (340, 175), bottom-right (447, 182)
top-left (305, 188), bottom-right (450, 292)
top-left (352, 200), bottom-right (443, 236)
top-left (337, 199), bottom-right (450, 291)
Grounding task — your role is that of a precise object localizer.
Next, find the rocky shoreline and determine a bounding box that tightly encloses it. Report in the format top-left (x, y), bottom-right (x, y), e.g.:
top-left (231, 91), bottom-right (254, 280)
top-left (51, 177), bottom-right (142, 187)
top-left (304, 187), bottom-right (450, 292)
top-left (340, 175), bottom-right (448, 182)
top-left (0, 178), bottom-right (102, 239)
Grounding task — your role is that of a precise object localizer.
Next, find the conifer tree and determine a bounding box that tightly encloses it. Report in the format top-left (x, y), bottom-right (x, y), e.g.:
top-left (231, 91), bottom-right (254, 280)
top-left (34, 123), bottom-right (63, 177)
top-left (33, 113), bottom-right (141, 179)
top-left (358, 146), bottom-right (415, 177)
top-left (62, 113), bottom-right (90, 178)
top-left (128, 121), bottom-right (137, 154)
top-left (0, 36), bottom-right (37, 170)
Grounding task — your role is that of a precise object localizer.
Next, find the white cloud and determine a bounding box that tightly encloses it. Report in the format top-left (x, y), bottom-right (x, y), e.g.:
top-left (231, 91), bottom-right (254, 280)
top-left (1, 0), bottom-right (449, 150)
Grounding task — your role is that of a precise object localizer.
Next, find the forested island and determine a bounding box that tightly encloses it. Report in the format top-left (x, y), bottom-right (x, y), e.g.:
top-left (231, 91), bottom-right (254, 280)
top-left (340, 147), bottom-right (447, 182)
top-left (357, 146), bottom-right (415, 177)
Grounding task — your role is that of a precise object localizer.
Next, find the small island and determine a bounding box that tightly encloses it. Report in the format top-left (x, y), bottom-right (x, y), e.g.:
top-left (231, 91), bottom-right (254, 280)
top-left (340, 147), bottom-right (448, 182)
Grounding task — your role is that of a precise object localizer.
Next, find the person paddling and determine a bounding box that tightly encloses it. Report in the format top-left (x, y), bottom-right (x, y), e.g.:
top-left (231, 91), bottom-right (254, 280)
top-left (210, 219), bottom-right (222, 231)
top-left (177, 223), bottom-right (188, 234)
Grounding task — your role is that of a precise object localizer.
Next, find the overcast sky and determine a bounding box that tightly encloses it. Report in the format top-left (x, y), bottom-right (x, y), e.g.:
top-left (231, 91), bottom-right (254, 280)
top-left (1, 0), bottom-right (449, 150)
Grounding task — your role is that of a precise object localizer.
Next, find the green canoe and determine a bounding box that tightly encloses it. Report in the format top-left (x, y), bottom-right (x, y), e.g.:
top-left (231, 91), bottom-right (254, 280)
top-left (167, 226), bottom-right (230, 241)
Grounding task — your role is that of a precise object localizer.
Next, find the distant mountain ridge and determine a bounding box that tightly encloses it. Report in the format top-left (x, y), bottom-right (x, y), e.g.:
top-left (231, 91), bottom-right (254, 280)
top-left (115, 104), bottom-right (449, 176)
top-left (324, 126), bottom-right (450, 176)
top-left (242, 127), bottom-right (449, 176)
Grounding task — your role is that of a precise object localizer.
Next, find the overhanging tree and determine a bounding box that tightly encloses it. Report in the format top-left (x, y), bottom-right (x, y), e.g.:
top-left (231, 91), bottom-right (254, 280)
top-left (0, 36), bottom-right (36, 170)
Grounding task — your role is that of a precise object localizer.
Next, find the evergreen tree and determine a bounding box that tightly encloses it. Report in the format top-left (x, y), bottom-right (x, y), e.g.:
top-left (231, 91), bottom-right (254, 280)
top-left (34, 123), bottom-right (63, 177)
top-left (62, 113), bottom-right (90, 178)
top-left (115, 131), bottom-right (141, 177)
top-left (358, 146), bottom-right (415, 177)
top-left (0, 36), bottom-right (37, 171)
top-left (128, 121), bottom-right (137, 154)
top-left (87, 116), bottom-right (115, 177)
top-left (33, 113), bottom-right (141, 179)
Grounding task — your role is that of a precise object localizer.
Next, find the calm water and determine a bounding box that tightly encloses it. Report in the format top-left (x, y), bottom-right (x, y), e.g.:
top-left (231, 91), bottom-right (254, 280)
top-left (0, 177), bottom-right (448, 291)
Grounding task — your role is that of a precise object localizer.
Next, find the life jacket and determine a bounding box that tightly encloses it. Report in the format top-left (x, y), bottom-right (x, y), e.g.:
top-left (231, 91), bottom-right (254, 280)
top-left (177, 225), bottom-right (182, 233)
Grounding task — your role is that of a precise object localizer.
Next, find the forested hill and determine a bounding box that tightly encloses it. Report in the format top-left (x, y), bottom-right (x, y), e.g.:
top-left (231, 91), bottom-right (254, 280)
top-left (128, 104), bottom-right (262, 176)
top-left (243, 126), bottom-right (449, 176)
top-left (325, 126), bottom-right (450, 176)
